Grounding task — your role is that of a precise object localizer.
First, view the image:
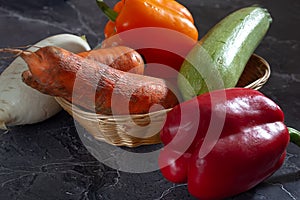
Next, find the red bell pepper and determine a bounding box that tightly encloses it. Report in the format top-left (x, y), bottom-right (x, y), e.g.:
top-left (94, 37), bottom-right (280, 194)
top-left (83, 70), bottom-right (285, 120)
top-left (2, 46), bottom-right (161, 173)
top-left (158, 88), bottom-right (299, 200)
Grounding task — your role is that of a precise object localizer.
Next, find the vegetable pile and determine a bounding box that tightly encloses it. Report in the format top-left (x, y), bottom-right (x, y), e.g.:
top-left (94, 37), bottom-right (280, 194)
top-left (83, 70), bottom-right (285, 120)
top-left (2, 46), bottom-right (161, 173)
top-left (0, 0), bottom-right (299, 199)
top-left (20, 45), bottom-right (179, 115)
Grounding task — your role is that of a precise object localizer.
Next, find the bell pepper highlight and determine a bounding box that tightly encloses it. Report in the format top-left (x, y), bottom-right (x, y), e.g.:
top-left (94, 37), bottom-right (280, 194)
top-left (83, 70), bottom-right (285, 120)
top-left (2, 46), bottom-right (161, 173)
top-left (159, 88), bottom-right (297, 200)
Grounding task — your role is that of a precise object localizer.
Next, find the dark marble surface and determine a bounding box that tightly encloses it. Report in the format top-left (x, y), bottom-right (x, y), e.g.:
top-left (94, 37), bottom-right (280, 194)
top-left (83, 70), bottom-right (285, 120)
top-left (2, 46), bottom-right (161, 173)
top-left (0, 0), bottom-right (299, 199)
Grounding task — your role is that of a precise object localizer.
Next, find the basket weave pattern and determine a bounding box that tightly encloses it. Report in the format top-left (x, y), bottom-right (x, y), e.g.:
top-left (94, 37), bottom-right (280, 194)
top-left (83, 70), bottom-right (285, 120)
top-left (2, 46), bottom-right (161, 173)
top-left (236, 54), bottom-right (271, 89)
top-left (55, 54), bottom-right (271, 147)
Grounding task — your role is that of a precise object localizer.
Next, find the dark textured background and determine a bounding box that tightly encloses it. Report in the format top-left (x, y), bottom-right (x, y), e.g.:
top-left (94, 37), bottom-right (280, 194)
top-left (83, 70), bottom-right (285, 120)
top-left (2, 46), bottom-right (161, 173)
top-left (0, 0), bottom-right (299, 199)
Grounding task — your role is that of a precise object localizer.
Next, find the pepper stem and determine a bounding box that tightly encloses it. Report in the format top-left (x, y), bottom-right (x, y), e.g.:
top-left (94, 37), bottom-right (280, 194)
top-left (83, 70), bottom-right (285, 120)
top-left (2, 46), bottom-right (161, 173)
top-left (288, 127), bottom-right (300, 147)
top-left (96, 0), bottom-right (118, 21)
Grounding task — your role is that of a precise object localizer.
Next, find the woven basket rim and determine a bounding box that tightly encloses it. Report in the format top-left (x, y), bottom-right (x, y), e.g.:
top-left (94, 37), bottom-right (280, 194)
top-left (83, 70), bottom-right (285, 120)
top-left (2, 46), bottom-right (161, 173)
top-left (242, 54), bottom-right (271, 90)
top-left (55, 54), bottom-right (271, 118)
top-left (55, 96), bottom-right (173, 119)
top-left (54, 54), bottom-right (271, 147)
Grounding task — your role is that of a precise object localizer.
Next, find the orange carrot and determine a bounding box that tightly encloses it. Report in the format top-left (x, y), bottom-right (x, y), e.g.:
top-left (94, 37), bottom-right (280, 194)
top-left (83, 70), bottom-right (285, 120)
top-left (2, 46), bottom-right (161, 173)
top-left (77, 45), bottom-right (144, 74)
top-left (3, 46), bottom-right (179, 115)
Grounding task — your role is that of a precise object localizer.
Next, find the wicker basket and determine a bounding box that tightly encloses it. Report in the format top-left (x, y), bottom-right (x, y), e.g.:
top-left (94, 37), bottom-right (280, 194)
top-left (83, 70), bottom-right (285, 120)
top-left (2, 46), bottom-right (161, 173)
top-left (55, 54), bottom-right (271, 147)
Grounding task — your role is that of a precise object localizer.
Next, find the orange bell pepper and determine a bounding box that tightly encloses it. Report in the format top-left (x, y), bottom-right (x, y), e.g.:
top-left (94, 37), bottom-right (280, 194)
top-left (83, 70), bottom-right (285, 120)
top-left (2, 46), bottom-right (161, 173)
top-left (96, 0), bottom-right (199, 75)
top-left (98, 0), bottom-right (198, 40)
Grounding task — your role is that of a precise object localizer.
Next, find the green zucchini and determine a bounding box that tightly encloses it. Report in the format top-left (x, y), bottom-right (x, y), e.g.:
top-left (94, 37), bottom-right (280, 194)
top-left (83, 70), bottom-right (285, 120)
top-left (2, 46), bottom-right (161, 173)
top-left (178, 6), bottom-right (272, 100)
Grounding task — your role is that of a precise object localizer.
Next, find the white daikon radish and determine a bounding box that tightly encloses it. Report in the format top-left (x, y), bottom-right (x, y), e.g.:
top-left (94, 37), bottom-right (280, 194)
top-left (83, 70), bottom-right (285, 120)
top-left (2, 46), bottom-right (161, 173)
top-left (0, 34), bottom-right (91, 129)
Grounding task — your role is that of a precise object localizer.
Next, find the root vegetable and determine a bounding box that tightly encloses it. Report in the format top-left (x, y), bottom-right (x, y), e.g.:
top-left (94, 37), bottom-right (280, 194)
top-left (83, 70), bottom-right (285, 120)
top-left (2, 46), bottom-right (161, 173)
top-left (0, 34), bottom-right (90, 129)
top-left (77, 45), bottom-right (144, 74)
top-left (16, 46), bottom-right (179, 115)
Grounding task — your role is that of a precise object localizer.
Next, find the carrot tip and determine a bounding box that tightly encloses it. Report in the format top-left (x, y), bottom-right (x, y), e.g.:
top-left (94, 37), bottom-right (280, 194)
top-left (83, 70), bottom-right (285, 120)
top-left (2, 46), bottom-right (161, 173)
top-left (0, 48), bottom-right (35, 60)
top-left (0, 48), bottom-right (26, 57)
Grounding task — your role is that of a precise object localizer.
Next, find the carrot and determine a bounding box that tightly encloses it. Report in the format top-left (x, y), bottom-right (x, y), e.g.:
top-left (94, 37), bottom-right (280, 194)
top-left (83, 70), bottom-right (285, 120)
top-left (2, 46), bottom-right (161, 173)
top-left (77, 46), bottom-right (144, 75)
top-left (2, 46), bottom-right (179, 115)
